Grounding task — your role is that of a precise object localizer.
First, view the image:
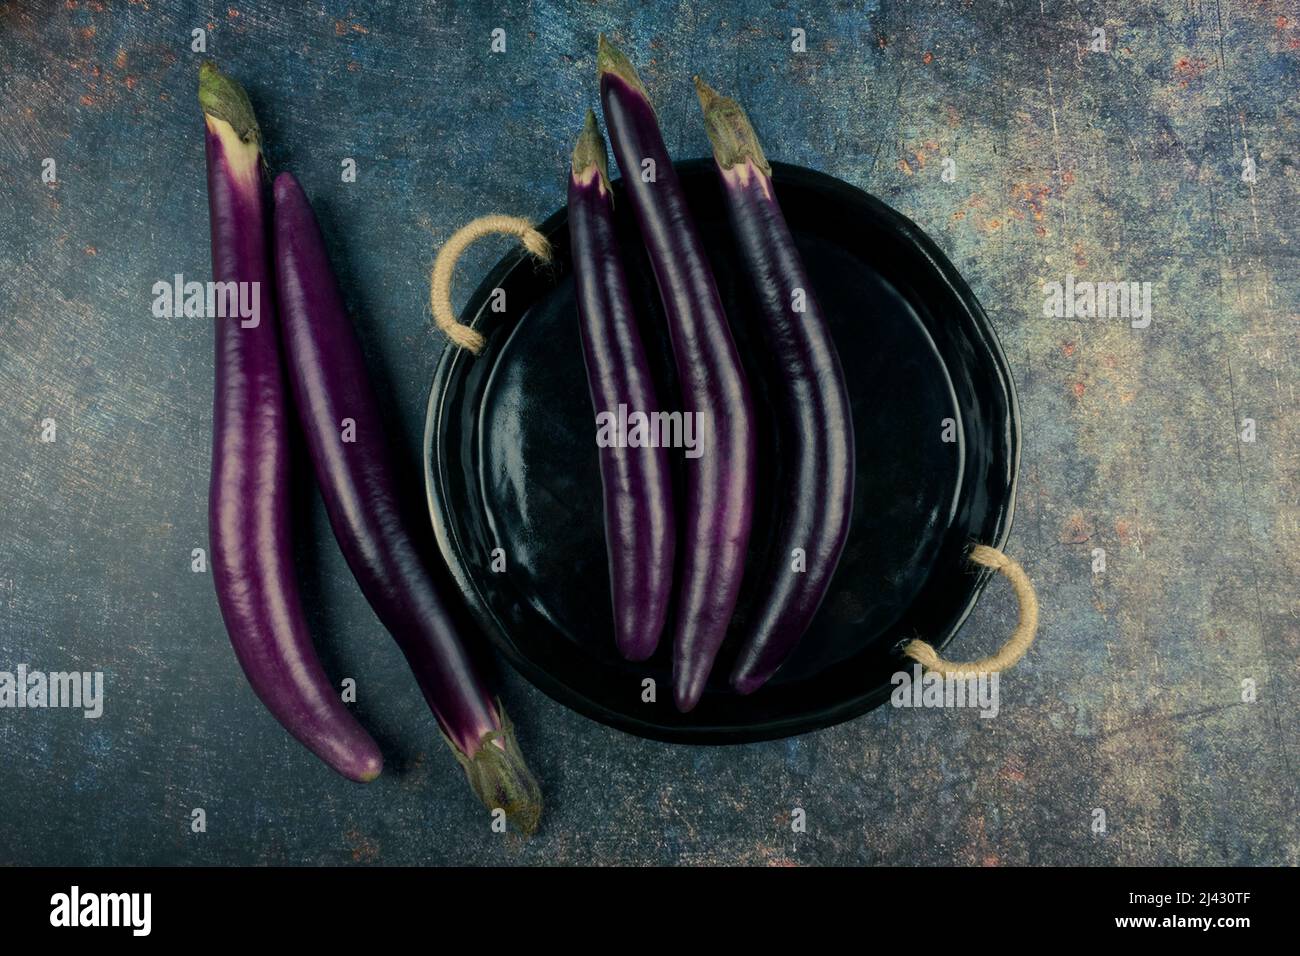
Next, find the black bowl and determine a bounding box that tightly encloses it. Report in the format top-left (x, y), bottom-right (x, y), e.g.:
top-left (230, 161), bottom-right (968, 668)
top-left (424, 160), bottom-right (1020, 744)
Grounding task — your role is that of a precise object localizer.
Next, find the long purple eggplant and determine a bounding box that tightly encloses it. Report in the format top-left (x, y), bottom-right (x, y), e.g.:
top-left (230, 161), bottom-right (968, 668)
top-left (598, 37), bottom-right (756, 712)
top-left (199, 62), bottom-right (382, 782)
top-left (568, 110), bottom-right (675, 662)
top-left (272, 172), bottom-right (541, 833)
top-left (695, 78), bottom-right (855, 694)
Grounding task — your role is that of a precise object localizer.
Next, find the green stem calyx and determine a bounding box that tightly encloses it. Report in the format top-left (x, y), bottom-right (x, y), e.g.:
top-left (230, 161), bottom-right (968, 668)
top-left (694, 76), bottom-right (771, 177)
top-left (571, 108), bottom-right (612, 193)
top-left (447, 704), bottom-right (542, 837)
top-left (198, 60), bottom-right (262, 148)
top-left (596, 34), bottom-right (651, 103)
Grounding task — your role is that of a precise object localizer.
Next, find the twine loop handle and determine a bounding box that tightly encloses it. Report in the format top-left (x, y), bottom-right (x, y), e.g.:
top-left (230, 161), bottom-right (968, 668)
top-left (429, 215), bottom-right (552, 354)
top-left (902, 545), bottom-right (1039, 678)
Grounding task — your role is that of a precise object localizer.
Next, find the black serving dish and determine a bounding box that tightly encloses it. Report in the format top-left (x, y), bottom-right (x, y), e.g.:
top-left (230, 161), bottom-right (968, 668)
top-left (424, 161), bottom-right (1020, 743)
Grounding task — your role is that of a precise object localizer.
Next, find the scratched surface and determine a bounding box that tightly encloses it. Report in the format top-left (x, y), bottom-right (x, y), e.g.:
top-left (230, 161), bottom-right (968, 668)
top-left (0, 0), bottom-right (1296, 865)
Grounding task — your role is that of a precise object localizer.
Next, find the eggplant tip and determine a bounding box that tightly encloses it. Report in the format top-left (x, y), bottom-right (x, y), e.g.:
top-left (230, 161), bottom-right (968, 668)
top-left (346, 750), bottom-right (384, 783)
top-left (271, 170), bottom-right (300, 200)
top-left (672, 682), bottom-right (703, 714)
top-left (729, 671), bottom-right (765, 696)
top-left (617, 641), bottom-right (656, 664)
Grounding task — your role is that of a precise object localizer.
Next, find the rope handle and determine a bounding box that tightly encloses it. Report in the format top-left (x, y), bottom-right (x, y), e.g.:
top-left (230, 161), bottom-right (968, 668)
top-left (429, 215), bottom-right (552, 354)
top-left (902, 545), bottom-right (1039, 678)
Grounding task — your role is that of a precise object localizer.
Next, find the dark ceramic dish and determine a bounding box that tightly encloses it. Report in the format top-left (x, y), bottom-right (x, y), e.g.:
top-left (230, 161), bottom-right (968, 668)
top-left (424, 161), bottom-right (1020, 744)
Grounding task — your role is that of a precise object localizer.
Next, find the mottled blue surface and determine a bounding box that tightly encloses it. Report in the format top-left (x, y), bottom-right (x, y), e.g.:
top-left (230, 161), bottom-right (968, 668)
top-left (0, 1), bottom-right (1295, 865)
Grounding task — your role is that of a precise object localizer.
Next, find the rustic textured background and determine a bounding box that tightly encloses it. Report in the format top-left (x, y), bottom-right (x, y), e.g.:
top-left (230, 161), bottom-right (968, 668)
top-left (0, 0), bottom-right (1295, 865)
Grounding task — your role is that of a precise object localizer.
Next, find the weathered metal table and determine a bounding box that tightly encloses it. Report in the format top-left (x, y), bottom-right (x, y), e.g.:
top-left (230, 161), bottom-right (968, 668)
top-left (0, 1), bottom-right (1294, 865)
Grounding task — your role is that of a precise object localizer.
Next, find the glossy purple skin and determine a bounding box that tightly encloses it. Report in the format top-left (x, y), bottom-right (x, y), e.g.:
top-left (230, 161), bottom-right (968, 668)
top-left (718, 166), bottom-right (855, 694)
top-left (568, 168), bottom-right (676, 662)
top-left (204, 128), bottom-right (382, 782)
top-left (600, 73), bottom-right (757, 712)
top-left (272, 172), bottom-right (499, 756)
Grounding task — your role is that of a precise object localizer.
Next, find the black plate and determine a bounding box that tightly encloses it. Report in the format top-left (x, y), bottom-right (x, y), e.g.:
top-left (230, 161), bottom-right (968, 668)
top-left (424, 161), bottom-right (1020, 744)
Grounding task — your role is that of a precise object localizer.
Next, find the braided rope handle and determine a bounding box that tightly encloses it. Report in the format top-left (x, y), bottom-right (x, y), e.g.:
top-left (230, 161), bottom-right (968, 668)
top-left (429, 215), bottom-right (552, 354)
top-left (902, 545), bottom-right (1039, 678)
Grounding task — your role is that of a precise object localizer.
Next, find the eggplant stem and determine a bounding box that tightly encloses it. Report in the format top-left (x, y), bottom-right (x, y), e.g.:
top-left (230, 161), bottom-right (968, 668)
top-left (198, 61), bottom-right (261, 147)
top-left (429, 215), bottom-right (552, 354)
top-left (571, 108), bottom-right (612, 197)
top-left (693, 76), bottom-right (772, 177)
top-left (596, 34), bottom-right (652, 104)
top-left (444, 703), bottom-right (543, 837)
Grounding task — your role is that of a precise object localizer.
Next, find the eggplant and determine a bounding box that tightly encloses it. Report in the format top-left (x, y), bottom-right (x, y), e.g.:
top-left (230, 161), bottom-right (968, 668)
top-left (272, 172), bottom-right (540, 834)
top-left (598, 37), bottom-right (756, 712)
top-left (695, 78), bottom-right (855, 693)
top-left (567, 110), bottom-right (675, 662)
top-left (199, 63), bottom-right (382, 781)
